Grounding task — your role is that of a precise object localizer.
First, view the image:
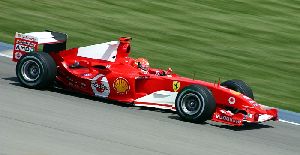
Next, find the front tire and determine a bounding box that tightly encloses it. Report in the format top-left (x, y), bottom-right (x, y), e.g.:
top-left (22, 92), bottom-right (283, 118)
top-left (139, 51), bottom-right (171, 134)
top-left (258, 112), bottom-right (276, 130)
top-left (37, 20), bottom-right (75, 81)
top-left (16, 52), bottom-right (57, 89)
top-left (221, 80), bottom-right (254, 99)
top-left (175, 85), bottom-right (216, 123)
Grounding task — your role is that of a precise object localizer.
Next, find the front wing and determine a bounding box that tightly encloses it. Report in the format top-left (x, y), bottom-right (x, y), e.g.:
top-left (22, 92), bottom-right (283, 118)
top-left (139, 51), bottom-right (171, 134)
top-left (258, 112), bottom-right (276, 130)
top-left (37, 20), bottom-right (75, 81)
top-left (212, 107), bottom-right (278, 126)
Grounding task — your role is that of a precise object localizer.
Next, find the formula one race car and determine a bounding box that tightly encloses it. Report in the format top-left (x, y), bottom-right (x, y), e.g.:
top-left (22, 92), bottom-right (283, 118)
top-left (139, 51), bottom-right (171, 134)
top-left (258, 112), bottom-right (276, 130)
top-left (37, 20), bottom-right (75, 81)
top-left (12, 31), bottom-right (278, 126)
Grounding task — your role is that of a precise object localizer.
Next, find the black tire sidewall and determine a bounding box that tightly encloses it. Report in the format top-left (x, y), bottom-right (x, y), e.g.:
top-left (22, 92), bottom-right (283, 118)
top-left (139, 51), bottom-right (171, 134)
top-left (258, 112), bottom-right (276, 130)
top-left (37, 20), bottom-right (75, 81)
top-left (175, 85), bottom-right (216, 122)
top-left (16, 53), bottom-right (56, 88)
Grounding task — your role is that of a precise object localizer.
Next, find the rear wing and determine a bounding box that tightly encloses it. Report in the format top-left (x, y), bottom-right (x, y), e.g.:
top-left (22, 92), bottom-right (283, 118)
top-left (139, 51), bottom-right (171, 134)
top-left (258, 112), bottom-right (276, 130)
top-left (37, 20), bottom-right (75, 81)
top-left (12, 31), bottom-right (67, 62)
top-left (76, 36), bottom-right (132, 62)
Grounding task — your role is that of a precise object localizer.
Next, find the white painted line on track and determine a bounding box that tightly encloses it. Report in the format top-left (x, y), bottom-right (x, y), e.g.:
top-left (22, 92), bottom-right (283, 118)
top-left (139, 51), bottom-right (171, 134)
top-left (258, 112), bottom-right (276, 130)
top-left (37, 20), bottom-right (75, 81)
top-left (279, 119), bottom-right (300, 126)
top-left (0, 53), bottom-right (12, 58)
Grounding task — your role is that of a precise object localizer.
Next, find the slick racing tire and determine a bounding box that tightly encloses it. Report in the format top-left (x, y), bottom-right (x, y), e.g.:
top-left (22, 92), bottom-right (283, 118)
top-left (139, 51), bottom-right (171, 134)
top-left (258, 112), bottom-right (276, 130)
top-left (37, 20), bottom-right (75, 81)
top-left (16, 52), bottom-right (57, 89)
top-left (221, 79), bottom-right (254, 99)
top-left (175, 85), bottom-right (216, 123)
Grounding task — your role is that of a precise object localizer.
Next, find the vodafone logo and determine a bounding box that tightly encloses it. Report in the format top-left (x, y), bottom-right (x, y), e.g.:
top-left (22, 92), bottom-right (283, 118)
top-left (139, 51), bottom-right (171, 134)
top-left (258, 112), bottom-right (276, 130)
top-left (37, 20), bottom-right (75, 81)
top-left (215, 114), bottom-right (242, 124)
top-left (91, 74), bottom-right (110, 98)
top-left (228, 97), bottom-right (236, 104)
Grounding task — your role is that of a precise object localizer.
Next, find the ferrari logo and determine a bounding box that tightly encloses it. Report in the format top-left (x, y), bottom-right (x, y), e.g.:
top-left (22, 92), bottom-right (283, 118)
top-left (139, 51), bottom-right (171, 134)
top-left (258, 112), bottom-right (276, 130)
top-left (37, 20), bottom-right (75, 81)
top-left (173, 81), bottom-right (180, 92)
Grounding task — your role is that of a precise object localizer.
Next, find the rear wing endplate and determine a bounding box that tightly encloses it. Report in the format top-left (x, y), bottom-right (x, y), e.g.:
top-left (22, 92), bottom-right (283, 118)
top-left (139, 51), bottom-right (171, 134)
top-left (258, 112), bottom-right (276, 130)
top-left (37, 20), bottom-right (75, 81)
top-left (12, 31), bottom-right (68, 62)
top-left (12, 32), bottom-right (38, 62)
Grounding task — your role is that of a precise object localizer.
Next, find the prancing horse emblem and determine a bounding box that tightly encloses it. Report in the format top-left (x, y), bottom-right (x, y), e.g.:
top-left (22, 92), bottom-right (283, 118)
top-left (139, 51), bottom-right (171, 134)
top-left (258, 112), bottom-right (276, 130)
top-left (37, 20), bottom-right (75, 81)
top-left (173, 81), bottom-right (180, 92)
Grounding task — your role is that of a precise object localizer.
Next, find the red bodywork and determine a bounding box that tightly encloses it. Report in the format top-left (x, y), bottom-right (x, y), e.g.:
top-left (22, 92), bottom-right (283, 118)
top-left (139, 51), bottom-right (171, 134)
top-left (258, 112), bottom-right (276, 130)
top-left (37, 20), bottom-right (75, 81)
top-left (13, 32), bottom-right (278, 126)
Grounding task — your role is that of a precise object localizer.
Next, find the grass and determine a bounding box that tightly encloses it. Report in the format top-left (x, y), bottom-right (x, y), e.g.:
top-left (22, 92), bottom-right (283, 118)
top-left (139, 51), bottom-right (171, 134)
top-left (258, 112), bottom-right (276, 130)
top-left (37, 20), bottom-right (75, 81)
top-left (0, 0), bottom-right (299, 112)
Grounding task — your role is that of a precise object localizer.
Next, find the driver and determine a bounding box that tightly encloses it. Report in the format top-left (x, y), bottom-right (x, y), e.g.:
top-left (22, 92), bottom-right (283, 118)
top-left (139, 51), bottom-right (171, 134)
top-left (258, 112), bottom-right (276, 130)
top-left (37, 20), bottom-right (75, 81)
top-left (134, 58), bottom-right (167, 76)
top-left (135, 58), bottom-right (150, 72)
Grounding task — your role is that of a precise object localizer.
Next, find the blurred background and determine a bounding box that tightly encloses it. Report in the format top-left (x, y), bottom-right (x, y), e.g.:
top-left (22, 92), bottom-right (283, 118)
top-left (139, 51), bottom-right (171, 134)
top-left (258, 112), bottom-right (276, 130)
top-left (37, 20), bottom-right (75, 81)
top-left (0, 0), bottom-right (299, 112)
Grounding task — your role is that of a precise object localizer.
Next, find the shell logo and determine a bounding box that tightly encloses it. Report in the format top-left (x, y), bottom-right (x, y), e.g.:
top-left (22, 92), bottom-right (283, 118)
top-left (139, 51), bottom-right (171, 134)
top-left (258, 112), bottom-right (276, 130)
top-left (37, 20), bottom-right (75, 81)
top-left (113, 77), bottom-right (130, 94)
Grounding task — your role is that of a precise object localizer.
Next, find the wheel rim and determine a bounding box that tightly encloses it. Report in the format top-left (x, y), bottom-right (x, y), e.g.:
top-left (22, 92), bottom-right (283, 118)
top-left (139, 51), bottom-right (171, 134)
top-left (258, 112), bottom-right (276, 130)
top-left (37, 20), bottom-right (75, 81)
top-left (181, 93), bottom-right (203, 115)
top-left (21, 60), bottom-right (41, 82)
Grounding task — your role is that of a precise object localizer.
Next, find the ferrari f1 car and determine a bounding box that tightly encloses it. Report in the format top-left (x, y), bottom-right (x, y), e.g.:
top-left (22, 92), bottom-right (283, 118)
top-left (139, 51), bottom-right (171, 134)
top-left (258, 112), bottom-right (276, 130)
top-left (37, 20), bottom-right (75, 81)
top-left (12, 31), bottom-right (278, 126)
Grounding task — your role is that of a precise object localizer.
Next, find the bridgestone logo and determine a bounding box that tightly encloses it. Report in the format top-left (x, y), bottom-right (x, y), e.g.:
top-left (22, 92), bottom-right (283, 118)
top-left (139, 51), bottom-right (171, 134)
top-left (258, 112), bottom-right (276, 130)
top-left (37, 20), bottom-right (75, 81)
top-left (216, 114), bottom-right (242, 124)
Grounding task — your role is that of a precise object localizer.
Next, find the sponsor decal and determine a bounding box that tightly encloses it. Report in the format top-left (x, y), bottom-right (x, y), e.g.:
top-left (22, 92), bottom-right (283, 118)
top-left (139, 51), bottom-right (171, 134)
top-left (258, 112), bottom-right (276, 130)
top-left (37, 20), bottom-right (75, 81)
top-left (13, 33), bottom-right (38, 62)
top-left (91, 74), bottom-right (110, 97)
top-left (173, 81), bottom-right (180, 92)
top-left (243, 95), bottom-right (259, 107)
top-left (250, 101), bottom-right (259, 107)
top-left (113, 77), bottom-right (130, 94)
top-left (66, 76), bottom-right (86, 89)
top-left (135, 76), bottom-right (149, 80)
top-left (15, 44), bottom-right (35, 52)
top-left (14, 52), bottom-right (22, 59)
top-left (228, 97), bottom-right (236, 104)
top-left (80, 83), bottom-right (87, 88)
top-left (92, 82), bottom-right (108, 93)
top-left (15, 32), bottom-right (38, 42)
top-left (83, 73), bottom-right (92, 76)
top-left (243, 95), bottom-right (251, 100)
top-left (215, 114), bottom-right (242, 124)
top-left (16, 39), bottom-right (36, 46)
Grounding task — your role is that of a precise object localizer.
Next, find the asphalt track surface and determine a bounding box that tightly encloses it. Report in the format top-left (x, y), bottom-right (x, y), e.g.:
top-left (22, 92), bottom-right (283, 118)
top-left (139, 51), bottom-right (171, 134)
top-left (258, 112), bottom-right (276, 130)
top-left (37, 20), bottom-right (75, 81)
top-left (0, 56), bottom-right (299, 155)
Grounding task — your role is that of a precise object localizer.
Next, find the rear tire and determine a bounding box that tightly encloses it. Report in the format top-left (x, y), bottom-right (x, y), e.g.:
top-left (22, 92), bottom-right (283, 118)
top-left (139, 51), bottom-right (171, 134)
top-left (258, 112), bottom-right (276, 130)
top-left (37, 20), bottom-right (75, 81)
top-left (16, 52), bottom-right (57, 89)
top-left (221, 79), bottom-right (254, 99)
top-left (175, 85), bottom-right (216, 123)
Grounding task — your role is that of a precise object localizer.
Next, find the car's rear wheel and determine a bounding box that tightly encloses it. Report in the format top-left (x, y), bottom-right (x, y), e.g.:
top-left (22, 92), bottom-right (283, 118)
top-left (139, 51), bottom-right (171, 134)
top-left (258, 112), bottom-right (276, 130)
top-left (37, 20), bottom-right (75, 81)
top-left (221, 79), bottom-right (254, 99)
top-left (16, 52), bottom-right (57, 89)
top-left (175, 85), bottom-right (216, 123)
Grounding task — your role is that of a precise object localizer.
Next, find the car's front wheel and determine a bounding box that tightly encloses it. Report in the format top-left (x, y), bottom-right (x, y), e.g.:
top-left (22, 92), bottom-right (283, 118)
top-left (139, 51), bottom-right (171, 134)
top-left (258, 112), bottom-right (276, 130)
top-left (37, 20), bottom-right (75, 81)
top-left (16, 52), bottom-right (57, 89)
top-left (175, 85), bottom-right (216, 123)
top-left (221, 79), bottom-right (254, 99)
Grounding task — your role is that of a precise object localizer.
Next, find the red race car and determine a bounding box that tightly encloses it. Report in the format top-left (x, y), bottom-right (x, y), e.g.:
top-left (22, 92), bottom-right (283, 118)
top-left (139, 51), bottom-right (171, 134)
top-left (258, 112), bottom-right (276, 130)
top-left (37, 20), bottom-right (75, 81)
top-left (12, 31), bottom-right (278, 126)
